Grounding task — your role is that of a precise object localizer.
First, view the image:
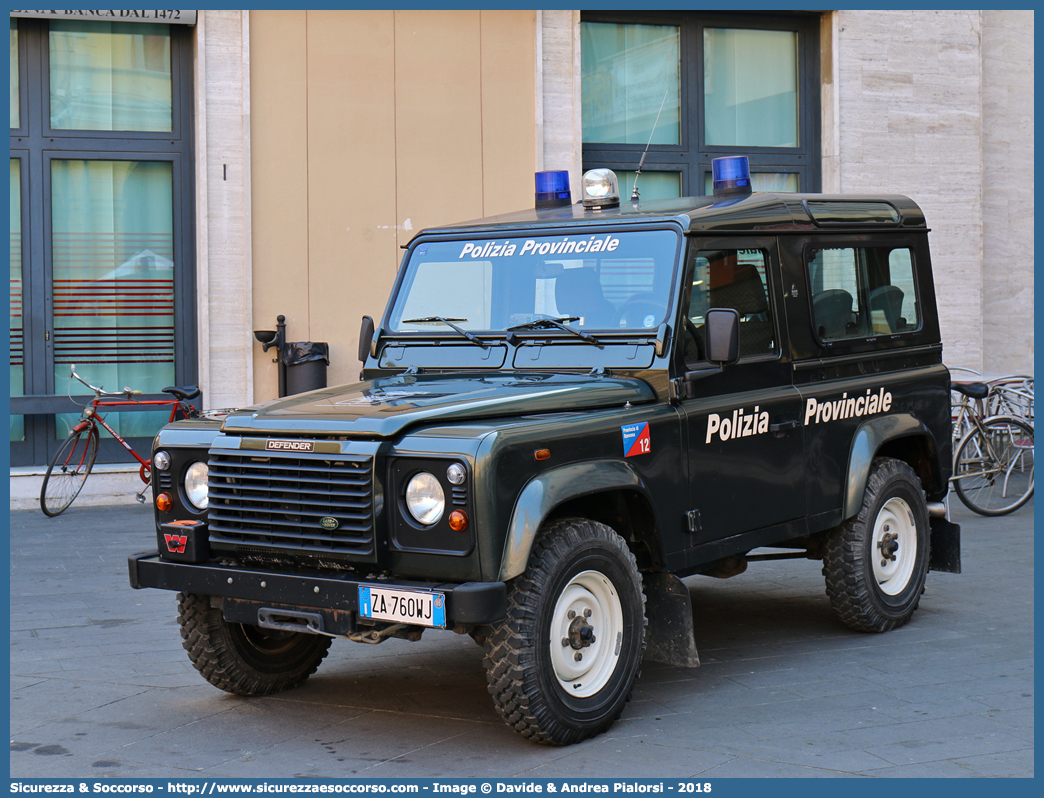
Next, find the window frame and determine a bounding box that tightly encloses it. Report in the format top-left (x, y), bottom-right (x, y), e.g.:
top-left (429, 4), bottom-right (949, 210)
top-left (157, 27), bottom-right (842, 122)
top-left (679, 236), bottom-right (784, 370)
top-left (9, 18), bottom-right (196, 467)
top-left (42, 18), bottom-right (188, 140)
top-left (10, 19), bottom-right (28, 136)
top-left (581, 10), bottom-right (822, 197)
top-left (803, 238), bottom-right (925, 352)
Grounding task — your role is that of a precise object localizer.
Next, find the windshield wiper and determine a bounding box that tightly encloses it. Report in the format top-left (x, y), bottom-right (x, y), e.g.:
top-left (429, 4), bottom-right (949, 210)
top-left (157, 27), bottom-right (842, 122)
top-left (506, 316), bottom-right (601, 344)
top-left (401, 316), bottom-right (488, 349)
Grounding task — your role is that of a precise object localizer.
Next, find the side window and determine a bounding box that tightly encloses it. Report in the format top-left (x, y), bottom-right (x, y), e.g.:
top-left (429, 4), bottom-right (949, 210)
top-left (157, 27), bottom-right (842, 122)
top-left (685, 249), bottom-right (775, 362)
top-left (808, 245), bottom-right (920, 342)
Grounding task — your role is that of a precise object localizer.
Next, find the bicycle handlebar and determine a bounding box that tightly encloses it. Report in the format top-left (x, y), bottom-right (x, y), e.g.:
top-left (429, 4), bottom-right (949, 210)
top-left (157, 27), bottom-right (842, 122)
top-left (69, 364), bottom-right (142, 398)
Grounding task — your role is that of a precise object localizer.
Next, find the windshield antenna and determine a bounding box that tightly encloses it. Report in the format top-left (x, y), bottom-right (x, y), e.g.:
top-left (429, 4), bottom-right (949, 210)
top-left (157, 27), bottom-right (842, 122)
top-left (632, 89), bottom-right (670, 202)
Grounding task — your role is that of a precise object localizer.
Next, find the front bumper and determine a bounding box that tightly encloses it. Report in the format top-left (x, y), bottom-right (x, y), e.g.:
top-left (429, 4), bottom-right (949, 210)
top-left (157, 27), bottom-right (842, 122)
top-left (128, 552), bottom-right (508, 631)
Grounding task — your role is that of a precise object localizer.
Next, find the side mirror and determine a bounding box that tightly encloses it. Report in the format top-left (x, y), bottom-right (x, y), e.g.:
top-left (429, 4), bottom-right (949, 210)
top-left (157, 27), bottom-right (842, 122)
top-left (705, 308), bottom-right (740, 365)
top-left (358, 315), bottom-right (375, 363)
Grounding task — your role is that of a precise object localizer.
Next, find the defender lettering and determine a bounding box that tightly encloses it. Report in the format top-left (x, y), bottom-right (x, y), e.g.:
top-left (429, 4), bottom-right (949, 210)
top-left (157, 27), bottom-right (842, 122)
top-left (265, 439), bottom-right (314, 452)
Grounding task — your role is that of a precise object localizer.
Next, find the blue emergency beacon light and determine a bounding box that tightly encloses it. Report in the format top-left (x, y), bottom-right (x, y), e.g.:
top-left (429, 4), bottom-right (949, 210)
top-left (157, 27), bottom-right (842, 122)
top-left (712, 156), bottom-right (752, 198)
top-left (535, 170), bottom-right (572, 209)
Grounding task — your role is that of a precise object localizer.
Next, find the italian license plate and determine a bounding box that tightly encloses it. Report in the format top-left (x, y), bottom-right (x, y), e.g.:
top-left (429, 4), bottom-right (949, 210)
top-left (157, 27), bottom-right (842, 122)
top-left (358, 586), bottom-right (446, 628)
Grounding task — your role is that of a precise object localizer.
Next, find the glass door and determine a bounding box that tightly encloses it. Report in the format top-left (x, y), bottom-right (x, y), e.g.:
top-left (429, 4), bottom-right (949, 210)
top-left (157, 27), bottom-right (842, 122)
top-left (8, 17), bottom-right (194, 467)
top-left (48, 156), bottom-right (178, 444)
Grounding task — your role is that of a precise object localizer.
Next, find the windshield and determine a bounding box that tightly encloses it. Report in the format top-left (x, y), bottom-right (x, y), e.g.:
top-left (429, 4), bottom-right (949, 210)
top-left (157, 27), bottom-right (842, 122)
top-left (388, 229), bottom-right (681, 334)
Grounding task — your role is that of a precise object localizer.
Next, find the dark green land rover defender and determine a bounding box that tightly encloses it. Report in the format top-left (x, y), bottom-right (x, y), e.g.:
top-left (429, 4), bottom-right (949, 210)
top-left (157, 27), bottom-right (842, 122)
top-left (129, 158), bottom-right (960, 745)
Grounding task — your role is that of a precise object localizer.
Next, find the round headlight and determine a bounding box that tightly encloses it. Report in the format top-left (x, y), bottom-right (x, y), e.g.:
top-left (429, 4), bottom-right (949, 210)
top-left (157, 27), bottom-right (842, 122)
top-left (153, 450), bottom-right (171, 471)
top-left (184, 461), bottom-right (209, 510)
top-left (405, 472), bottom-right (445, 526)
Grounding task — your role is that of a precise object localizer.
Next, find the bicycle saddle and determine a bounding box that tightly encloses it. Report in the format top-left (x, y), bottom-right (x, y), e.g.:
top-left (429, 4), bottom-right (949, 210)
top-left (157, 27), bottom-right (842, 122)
top-left (162, 385), bottom-right (201, 401)
top-left (951, 382), bottom-right (989, 400)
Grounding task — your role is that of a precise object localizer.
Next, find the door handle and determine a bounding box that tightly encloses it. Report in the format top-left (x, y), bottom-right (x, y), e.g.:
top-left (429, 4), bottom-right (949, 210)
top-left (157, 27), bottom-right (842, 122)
top-left (770, 419), bottom-right (799, 436)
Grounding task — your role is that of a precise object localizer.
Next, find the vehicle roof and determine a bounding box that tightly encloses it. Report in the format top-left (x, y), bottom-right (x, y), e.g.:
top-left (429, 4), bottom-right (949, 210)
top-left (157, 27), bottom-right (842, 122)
top-left (409, 192), bottom-right (927, 241)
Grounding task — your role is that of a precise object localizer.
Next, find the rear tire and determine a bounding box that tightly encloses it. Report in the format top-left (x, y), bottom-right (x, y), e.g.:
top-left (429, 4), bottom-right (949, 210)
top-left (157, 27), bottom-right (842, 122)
top-left (823, 458), bottom-right (930, 633)
top-left (178, 593), bottom-right (332, 696)
top-left (40, 425), bottom-right (99, 517)
top-left (483, 518), bottom-right (646, 745)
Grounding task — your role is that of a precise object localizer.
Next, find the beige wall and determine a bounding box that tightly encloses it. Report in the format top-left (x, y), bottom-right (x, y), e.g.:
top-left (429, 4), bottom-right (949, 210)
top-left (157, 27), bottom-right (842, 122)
top-left (249, 10), bottom-right (537, 398)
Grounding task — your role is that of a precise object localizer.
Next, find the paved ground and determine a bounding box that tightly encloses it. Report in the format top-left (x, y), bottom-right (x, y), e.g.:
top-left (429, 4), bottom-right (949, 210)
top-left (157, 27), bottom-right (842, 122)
top-left (9, 498), bottom-right (1033, 779)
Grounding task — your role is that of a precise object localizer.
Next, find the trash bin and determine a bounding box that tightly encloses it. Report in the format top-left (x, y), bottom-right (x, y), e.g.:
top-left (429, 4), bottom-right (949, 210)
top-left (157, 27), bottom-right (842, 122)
top-left (281, 341), bottom-right (330, 395)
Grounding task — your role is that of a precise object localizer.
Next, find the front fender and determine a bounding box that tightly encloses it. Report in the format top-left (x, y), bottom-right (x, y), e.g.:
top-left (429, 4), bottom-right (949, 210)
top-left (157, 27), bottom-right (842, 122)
top-left (844, 413), bottom-right (939, 520)
top-left (497, 460), bottom-right (650, 582)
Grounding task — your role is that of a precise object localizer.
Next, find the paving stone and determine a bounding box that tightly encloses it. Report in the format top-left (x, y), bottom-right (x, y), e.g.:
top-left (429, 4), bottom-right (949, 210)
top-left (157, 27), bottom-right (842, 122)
top-left (698, 756), bottom-right (867, 777)
top-left (977, 708), bottom-right (1034, 742)
top-left (872, 697), bottom-right (998, 723)
top-left (13, 685), bottom-right (252, 761)
top-left (621, 713), bottom-right (762, 745)
top-left (860, 731), bottom-right (1032, 767)
top-left (10, 679), bottom-right (149, 736)
top-left (10, 676), bottom-right (48, 691)
top-left (759, 675), bottom-right (889, 700)
top-left (840, 713), bottom-right (1018, 745)
top-left (965, 690), bottom-right (1034, 711)
top-left (736, 707), bottom-right (895, 739)
top-left (208, 711), bottom-right (484, 777)
top-left (856, 758), bottom-right (983, 777)
top-left (103, 699), bottom-right (368, 771)
top-left (948, 748), bottom-right (1036, 778)
top-left (518, 738), bottom-right (735, 779)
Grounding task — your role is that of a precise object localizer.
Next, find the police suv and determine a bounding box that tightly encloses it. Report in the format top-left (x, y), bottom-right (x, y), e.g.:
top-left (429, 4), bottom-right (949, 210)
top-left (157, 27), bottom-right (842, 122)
top-left (130, 157), bottom-right (960, 745)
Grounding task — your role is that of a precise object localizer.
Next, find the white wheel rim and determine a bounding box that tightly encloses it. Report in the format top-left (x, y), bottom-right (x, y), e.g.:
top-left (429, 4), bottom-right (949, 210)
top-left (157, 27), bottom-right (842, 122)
top-left (549, 570), bottom-right (623, 698)
top-left (871, 497), bottom-right (917, 595)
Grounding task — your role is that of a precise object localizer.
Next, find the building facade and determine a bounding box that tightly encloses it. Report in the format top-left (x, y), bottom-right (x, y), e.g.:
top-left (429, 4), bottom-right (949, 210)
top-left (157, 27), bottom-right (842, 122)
top-left (8, 9), bottom-right (1034, 503)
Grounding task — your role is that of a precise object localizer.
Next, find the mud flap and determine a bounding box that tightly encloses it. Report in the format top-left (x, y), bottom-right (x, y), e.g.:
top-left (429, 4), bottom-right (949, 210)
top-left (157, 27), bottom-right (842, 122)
top-left (929, 516), bottom-right (961, 574)
top-left (642, 572), bottom-right (700, 668)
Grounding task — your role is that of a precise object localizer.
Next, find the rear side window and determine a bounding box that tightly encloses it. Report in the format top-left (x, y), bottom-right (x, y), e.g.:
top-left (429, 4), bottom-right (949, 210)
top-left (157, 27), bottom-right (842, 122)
top-left (808, 245), bottom-right (919, 342)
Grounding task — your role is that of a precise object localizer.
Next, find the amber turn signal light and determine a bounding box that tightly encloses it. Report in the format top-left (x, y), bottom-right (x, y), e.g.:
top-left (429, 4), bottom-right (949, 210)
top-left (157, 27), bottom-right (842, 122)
top-left (448, 510), bottom-right (469, 531)
top-left (534, 449), bottom-right (551, 460)
top-left (156, 492), bottom-right (173, 512)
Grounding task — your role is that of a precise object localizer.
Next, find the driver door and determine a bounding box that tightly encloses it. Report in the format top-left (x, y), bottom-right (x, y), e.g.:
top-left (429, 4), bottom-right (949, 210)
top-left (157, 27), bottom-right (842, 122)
top-left (677, 237), bottom-right (806, 550)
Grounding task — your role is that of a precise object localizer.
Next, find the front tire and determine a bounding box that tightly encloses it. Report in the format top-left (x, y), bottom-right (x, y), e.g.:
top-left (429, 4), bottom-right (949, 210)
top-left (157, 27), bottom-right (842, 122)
top-left (822, 458), bottom-right (930, 633)
top-left (178, 593), bottom-right (332, 696)
top-left (40, 424), bottom-right (99, 517)
top-left (483, 518), bottom-right (646, 745)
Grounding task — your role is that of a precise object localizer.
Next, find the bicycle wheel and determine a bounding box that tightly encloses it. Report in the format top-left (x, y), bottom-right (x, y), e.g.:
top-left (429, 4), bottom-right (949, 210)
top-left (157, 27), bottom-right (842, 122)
top-left (40, 424), bottom-right (100, 517)
top-left (953, 416), bottom-right (1034, 516)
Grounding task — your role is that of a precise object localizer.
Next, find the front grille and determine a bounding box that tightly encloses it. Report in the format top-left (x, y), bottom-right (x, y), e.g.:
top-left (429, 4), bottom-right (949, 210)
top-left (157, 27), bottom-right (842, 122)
top-left (207, 450), bottom-right (375, 558)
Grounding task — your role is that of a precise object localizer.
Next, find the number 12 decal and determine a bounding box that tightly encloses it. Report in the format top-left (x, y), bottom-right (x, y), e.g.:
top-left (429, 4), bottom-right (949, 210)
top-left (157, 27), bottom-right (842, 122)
top-left (622, 422), bottom-right (651, 457)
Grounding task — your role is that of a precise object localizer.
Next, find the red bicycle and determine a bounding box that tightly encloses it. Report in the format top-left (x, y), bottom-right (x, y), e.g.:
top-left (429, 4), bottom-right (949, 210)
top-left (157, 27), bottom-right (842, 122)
top-left (39, 365), bottom-right (201, 516)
